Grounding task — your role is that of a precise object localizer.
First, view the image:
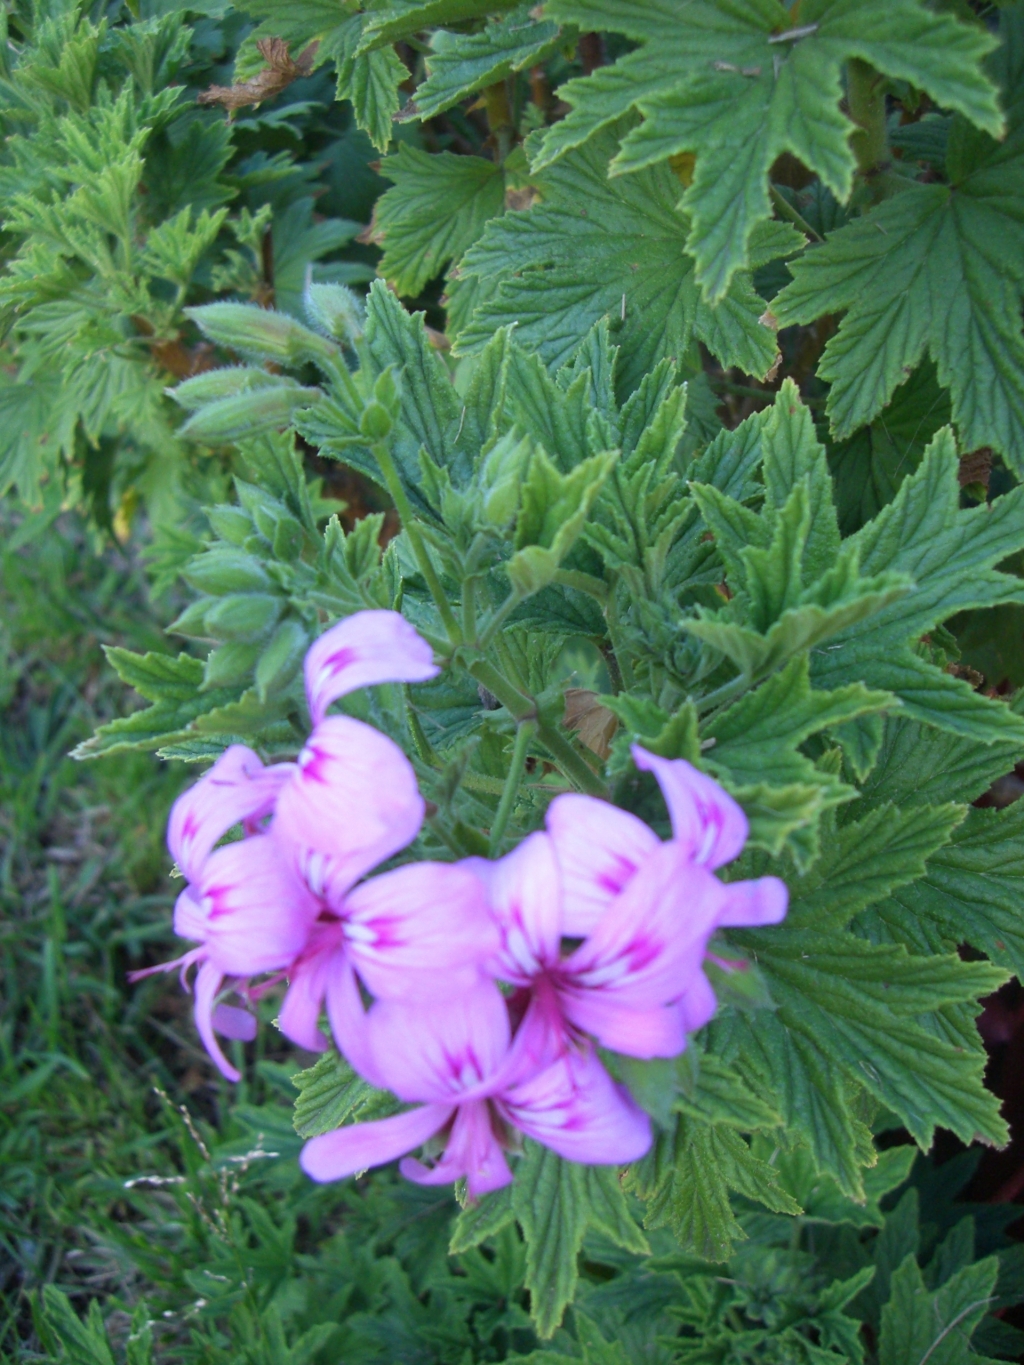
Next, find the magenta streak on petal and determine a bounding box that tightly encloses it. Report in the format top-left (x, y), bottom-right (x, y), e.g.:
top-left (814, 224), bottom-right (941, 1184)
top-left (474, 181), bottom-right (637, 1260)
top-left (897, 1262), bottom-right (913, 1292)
top-left (296, 744), bottom-right (332, 784)
top-left (595, 854), bottom-right (638, 896)
top-left (202, 883), bottom-right (238, 921)
top-left (345, 914), bottom-right (402, 951)
top-left (320, 646), bottom-right (358, 679)
top-left (570, 933), bottom-right (663, 989)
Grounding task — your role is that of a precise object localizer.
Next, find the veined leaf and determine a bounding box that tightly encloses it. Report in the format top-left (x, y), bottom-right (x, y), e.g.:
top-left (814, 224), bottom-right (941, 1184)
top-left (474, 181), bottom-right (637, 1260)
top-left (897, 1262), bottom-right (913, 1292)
top-left (767, 1140), bottom-right (916, 1229)
top-left (625, 1115), bottom-right (799, 1262)
top-left (357, 0), bottom-right (517, 51)
top-left (775, 11), bottom-right (1024, 461)
top-left (371, 147), bottom-right (506, 297)
top-left (323, 13), bottom-right (407, 151)
top-left (292, 1051), bottom-right (399, 1138)
top-left (537, 0), bottom-right (1001, 300)
top-left (455, 118), bottom-right (794, 395)
top-left (811, 428), bottom-right (1024, 741)
top-left (511, 1142), bottom-right (648, 1338)
top-left (784, 802), bottom-right (964, 934)
top-left (407, 5), bottom-right (565, 121)
top-left (879, 1254), bottom-right (998, 1365)
top-left (860, 717), bottom-right (1024, 811)
top-left (866, 803), bottom-right (1024, 980)
top-left (71, 650), bottom-right (237, 759)
top-left (727, 930), bottom-right (1009, 1171)
top-left (704, 657), bottom-right (891, 857)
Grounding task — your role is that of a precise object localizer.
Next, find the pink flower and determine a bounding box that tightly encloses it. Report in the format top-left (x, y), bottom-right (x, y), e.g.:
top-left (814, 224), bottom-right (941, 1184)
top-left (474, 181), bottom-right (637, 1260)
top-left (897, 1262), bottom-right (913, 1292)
top-left (299, 980), bottom-right (651, 1194)
top-left (277, 860), bottom-right (499, 1072)
top-left (474, 747), bottom-right (787, 1064)
top-left (139, 611), bottom-right (443, 1080)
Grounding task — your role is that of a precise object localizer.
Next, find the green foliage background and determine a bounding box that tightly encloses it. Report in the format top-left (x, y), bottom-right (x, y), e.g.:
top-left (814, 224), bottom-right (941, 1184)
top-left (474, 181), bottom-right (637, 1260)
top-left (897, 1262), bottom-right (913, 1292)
top-left (6, 0), bottom-right (1024, 1358)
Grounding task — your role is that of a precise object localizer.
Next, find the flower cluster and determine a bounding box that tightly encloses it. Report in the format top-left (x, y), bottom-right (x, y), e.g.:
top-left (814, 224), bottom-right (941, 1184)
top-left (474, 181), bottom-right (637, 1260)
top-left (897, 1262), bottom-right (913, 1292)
top-left (140, 611), bottom-right (787, 1195)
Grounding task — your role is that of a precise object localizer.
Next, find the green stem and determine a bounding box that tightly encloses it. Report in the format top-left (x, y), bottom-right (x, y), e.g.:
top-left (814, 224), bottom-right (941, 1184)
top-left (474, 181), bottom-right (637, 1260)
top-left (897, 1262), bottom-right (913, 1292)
top-left (768, 184), bottom-right (823, 244)
top-left (695, 671), bottom-right (751, 718)
top-left (477, 589), bottom-right (523, 650)
top-left (468, 657), bottom-right (608, 795)
top-left (462, 576), bottom-right (478, 645)
top-left (552, 568), bottom-right (609, 602)
top-left (847, 58), bottom-right (893, 203)
top-left (489, 719), bottom-right (536, 855)
top-left (536, 719), bottom-right (607, 796)
top-left (468, 657), bottom-right (535, 722)
top-left (371, 440), bottom-right (462, 646)
top-left (404, 687), bottom-right (439, 767)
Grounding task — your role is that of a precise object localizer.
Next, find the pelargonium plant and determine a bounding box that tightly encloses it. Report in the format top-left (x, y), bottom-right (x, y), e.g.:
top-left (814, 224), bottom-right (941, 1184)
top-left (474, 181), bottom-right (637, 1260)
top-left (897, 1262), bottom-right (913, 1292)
top-left (67, 0), bottom-right (1024, 1342)
top-left (140, 610), bottom-right (787, 1197)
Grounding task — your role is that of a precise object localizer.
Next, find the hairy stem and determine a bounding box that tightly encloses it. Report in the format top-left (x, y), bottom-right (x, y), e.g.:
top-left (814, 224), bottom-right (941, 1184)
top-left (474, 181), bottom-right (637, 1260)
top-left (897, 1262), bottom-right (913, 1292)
top-left (768, 184), bottom-right (823, 244)
top-left (489, 719), bottom-right (536, 855)
top-left (371, 440), bottom-right (462, 647)
top-left (847, 59), bottom-right (896, 203)
top-left (482, 79), bottom-right (513, 163)
top-left (477, 589), bottom-right (524, 650)
top-left (552, 568), bottom-right (609, 602)
top-left (467, 657), bottom-right (607, 795)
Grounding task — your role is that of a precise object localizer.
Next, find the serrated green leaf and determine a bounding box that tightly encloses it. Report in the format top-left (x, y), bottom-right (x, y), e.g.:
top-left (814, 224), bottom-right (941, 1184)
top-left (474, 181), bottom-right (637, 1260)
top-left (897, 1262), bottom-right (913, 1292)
top-left (291, 1051), bottom-right (399, 1139)
top-left (704, 657), bottom-right (890, 856)
top-left (770, 1140), bottom-right (916, 1228)
top-left (730, 929), bottom-right (1009, 1160)
top-left (625, 1115), bottom-right (800, 1261)
top-left (880, 1254), bottom-right (998, 1365)
top-left (861, 719), bottom-right (1024, 812)
top-left (409, 5), bottom-right (564, 121)
top-left (810, 429), bottom-right (1024, 741)
top-left (71, 651), bottom-right (237, 759)
top-left (711, 1006), bottom-right (869, 1199)
top-left (372, 147), bottom-right (506, 297)
top-left (358, 0), bottom-right (515, 51)
top-left (323, 12), bottom-right (407, 151)
top-left (784, 802), bottom-right (964, 934)
top-left (449, 1184), bottom-right (516, 1254)
top-left (578, 1164), bottom-right (650, 1257)
top-left (510, 1142), bottom-right (647, 1337)
top-left (0, 373), bottom-right (69, 504)
top-left (828, 361), bottom-right (951, 536)
top-left (774, 16), bottom-right (1024, 463)
top-left (674, 1054), bottom-right (782, 1130)
top-left (456, 118), bottom-right (790, 394)
top-left (538, 0), bottom-right (1001, 301)
top-left (512, 1143), bottom-right (589, 1338)
top-left (868, 803), bottom-right (1024, 980)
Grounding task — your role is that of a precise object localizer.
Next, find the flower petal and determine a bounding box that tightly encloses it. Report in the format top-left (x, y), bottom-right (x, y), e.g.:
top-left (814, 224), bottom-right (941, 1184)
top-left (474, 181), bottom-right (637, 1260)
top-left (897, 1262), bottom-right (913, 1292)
top-left (168, 745), bottom-right (293, 884)
top-left (475, 832), bottom-right (563, 984)
top-left (546, 794), bottom-right (660, 936)
top-left (632, 748), bottom-right (747, 869)
top-left (274, 716), bottom-right (425, 908)
top-left (562, 843), bottom-right (725, 1010)
top-left (300, 1102), bottom-right (453, 1183)
top-left (344, 861), bottom-right (498, 999)
top-left (193, 958), bottom-right (239, 1081)
top-left (400, 1100), bottom-right (512, 1196)
top-left (500, 1046), bottom-right (651, 1165)
top-left (715, 875), bottom-right (789, 927)
top-left (366, 980), bottom-right (511, 1103)
top-left (212, 1002), bottom-right (258, 1041)
top-left (173, 886), bottom-right (207, 943)
top-left (279, 926), bottom-right (344, 1052)
top-left (305, 610), bottom-right (438, 726)
top-left (198, 834), bottom-right (319, 976)
top-left (677, 969), bottom-right (718, 1032)
top-left (559, 989), bottom-right (687, 1058)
